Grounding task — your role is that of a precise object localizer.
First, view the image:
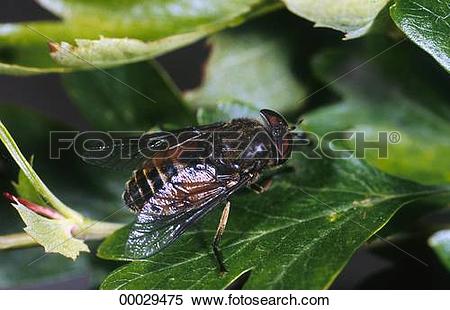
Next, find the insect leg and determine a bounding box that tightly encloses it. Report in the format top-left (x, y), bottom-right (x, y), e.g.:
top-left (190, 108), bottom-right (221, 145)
top-left (248, 178), bottom-right (272, 194)
top-left (212, 201), bottom-right (230, 274)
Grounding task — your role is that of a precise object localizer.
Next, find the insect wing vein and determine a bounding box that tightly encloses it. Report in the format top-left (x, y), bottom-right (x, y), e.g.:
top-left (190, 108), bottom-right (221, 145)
top-left (125, 192), bottom-right (226, 259)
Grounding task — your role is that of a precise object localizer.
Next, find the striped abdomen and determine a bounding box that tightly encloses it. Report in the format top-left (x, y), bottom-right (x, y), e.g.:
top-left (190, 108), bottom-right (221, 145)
top-left (122, 159), bottom-right (182, 213)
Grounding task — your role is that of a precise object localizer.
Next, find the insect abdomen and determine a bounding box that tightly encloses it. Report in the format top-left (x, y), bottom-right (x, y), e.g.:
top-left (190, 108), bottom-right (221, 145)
top-left (122, 161), bottom-right (180, 212)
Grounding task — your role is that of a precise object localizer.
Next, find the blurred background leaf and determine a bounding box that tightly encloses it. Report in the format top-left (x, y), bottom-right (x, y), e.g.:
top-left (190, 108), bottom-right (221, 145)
top-left (303, 37), bottom-right (450, 185)
top-left (197, 100), bottom-right (260, 125)
top-left (0, 247), bottom-right (109, 289)
top-left (62, 61), bottom-right (195, 131)
top-left (185, 14), bottom-right (308, 113)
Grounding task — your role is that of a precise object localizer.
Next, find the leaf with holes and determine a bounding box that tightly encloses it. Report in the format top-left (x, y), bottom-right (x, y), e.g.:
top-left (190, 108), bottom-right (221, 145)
top-left (0, 0), bottom-right (280, 75)
top-left (97, 153), bottom-right (448, 289)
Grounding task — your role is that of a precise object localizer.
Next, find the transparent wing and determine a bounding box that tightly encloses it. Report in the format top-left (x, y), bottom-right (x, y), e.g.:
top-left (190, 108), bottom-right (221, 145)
top-left (124, 172), bottom-right (252, 259)
top-left (125, 189), bottom-right (228, 259)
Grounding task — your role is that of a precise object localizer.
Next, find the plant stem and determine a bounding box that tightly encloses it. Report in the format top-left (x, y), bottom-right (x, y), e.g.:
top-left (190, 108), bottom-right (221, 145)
top-left (74, 220), bottom-right (125, 240)
top-left (0, 221), bottom-right (125, 250)
top-left (0, 232), bottom-right (37, 249)
top-left (0, 121), bottom-right (84, 223)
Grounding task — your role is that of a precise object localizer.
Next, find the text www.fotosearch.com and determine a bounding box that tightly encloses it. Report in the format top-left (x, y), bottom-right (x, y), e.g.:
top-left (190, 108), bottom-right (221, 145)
top-left (190, 293), bottom-right (329, 306)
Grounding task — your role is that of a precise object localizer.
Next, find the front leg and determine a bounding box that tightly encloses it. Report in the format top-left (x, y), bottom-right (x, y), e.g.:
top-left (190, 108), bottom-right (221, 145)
top-left (248, 178), bottom-right (272, 194)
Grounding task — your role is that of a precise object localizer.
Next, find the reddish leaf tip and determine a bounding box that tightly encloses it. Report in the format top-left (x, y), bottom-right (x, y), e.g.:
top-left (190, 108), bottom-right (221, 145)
top-left (48, 42), bottom-right (59, 53)
top-left (3, 192), bottom-right (16, 202)
top-left (3, 192), bottom-right (64, 219)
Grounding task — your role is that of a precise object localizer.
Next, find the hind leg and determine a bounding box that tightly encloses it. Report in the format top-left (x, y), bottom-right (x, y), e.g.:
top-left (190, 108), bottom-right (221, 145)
top-left (212, 201), bottom-right (230, 275)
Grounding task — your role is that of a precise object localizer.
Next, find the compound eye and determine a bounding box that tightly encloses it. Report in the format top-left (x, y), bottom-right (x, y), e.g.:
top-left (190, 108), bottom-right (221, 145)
top-left (260, 109), bottom-right (288, 129)
top-left (273, 127), bottom-right (284, 139)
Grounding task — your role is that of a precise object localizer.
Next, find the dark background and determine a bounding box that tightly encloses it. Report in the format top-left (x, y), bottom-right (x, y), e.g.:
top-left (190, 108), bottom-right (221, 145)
top-left (1, 0), bottom-right (448, 289)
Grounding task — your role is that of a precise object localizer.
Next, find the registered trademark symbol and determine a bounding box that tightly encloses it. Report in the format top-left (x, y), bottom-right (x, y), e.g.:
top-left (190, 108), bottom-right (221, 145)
top-left (389, 131), bottom-right (401, 144)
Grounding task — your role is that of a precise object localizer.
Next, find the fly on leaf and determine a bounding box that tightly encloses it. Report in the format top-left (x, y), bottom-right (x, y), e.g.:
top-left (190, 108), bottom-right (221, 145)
top-left (82, 109), bottom-right (300, 273)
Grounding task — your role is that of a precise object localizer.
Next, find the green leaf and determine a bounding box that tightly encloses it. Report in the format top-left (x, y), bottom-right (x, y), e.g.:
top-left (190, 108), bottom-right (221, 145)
top-left (185, 14), bottom-right (307, 113)
top-left (282, 0), bottom-right (389, 39)
top-left (98, 152), bottom-right (447, 289)
top-left (49, 33), bottom-right (208, 69)
top-left (13, 157), bottom-right (47, 207)
top-left (0, 0), bottom-right (280, 75)
top-left (429, 229), bottom-right (450, 271)
top-left (12, 201), bottom-right (89, 260)
top-left (196, 100), bottom-right (260, 125)
top-left (390, 0), bottom-right (450, 71)
top-left (304, 41), bottom-right (450, 185)
top-left (370, 197), bottom-right (449, 242)
top-left (63, 61), bottom-right (195, 131)
top-left (34, 0), bottom-right (272, 28)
